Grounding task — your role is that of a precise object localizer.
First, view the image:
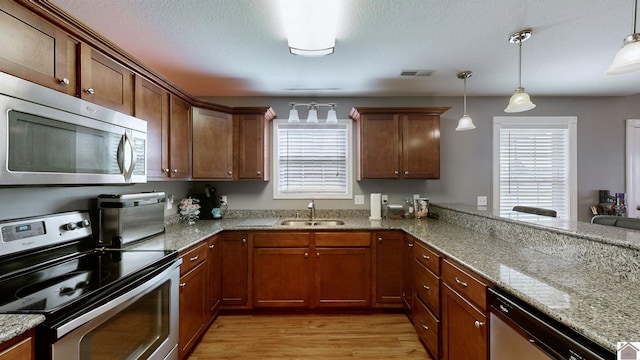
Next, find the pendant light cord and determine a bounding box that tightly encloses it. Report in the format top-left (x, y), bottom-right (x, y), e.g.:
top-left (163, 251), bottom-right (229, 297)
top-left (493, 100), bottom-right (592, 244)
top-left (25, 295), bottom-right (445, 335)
top-left (463, 77), bottom-right (468, 114)
top-left (634, 0), bottom-right (638, 33)
top-left (518, 38), bottom-right (523, 88)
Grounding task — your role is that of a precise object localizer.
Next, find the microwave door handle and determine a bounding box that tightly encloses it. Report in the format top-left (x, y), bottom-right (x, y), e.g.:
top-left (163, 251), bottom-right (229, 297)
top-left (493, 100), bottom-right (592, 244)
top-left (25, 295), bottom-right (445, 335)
top-left (117, 132), bottom-right (136, 181)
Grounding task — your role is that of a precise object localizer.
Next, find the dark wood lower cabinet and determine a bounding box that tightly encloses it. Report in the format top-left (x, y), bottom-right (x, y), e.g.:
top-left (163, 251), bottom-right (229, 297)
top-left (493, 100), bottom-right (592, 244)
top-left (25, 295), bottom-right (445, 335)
top-left (315, 247), bottom-right (371, 307)
top-left (253, 247), bottom-right (311, 307)
top-left (221, 233), bottom-right (249, 307)
top-left (178, 260), bottom-right (207, 359)
top-left (374, 231), bottom-right (403, 306)
top-left (441, 283), bottom-right (488, 360)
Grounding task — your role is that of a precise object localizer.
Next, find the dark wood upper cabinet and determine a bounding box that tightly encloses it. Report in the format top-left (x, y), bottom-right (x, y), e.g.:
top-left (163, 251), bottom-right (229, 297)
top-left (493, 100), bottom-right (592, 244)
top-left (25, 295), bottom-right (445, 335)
top-left (350, 107), bottom-right (449, 180)
top-left (192, 107), bottom-right (233, 180)
top-left (135, 77), bottom-right (169, 179)
top-left (168, 95), bottom-right (192, 179)
top-left (0, 1), bottom-right (76, 96)
top-left (79, 43), bottom-right (134, 115)
top-left (233, 107), bottom-right (276, 181)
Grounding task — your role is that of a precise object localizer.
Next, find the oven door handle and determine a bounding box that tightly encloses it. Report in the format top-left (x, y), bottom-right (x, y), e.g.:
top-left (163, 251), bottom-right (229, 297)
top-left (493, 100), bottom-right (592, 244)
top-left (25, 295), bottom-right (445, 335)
top-left (54, 259), bottom-right (181, 339)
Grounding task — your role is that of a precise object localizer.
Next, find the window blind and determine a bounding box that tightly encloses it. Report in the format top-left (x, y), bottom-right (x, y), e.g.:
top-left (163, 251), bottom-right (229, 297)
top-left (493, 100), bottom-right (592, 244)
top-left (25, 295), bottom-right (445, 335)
top-left (498, 126), bottom-right (570, 220)
top-left (274, 121), bottom-right (352, 198)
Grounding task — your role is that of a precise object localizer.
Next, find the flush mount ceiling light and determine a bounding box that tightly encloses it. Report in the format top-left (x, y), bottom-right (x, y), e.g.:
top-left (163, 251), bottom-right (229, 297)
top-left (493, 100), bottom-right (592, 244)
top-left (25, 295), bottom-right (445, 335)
top-left (505, 29), bottom-right (536, 113)
top-left (607, 0), bottom-right (640, 74)
top-left (287, 102), bottom-right (338, 123)
top-left (279, 0), bottom-right (339, 56)
top-left (456, 71), bottom-right (476, 131)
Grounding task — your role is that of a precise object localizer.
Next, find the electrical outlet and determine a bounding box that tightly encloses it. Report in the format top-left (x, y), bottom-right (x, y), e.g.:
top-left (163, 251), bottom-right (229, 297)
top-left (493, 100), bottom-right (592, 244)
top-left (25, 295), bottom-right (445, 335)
top-left (381, 194), bottom-right (388, 202)
top-left (220, 195), bottom-right (227, 204)
top-left (477, 196), bottom-right (487, 206)
top-left (355, 195), bottom-right (365, 205)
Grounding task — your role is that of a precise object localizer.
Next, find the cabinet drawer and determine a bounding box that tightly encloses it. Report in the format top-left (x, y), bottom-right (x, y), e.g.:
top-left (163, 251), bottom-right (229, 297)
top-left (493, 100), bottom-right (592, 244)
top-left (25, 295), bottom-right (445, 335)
top-left (315, 232), bottom-right (370, 247)
top-left (414, 261), bottom-right (440, 317)
top-left (180, 242), bottom-right (208, 276)
top-left (414, 241), bottom-right (440, 275)
top-left (253, 232), bottom-right (310, 247)
top-left (442, 258), bottom-right (488, 310)
top-left (413, 297), bottom-right (440, 359)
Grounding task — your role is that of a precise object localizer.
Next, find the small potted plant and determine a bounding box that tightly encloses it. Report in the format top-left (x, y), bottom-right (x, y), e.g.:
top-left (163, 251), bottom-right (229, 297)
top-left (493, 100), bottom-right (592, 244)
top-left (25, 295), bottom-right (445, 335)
top-left (179, 197), bottom-right (201, 225)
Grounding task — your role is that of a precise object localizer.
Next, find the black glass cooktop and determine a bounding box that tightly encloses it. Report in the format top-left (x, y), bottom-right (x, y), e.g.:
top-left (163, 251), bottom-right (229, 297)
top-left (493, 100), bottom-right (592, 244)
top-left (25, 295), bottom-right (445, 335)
top-left (0, 248), bottom-right (176, 314)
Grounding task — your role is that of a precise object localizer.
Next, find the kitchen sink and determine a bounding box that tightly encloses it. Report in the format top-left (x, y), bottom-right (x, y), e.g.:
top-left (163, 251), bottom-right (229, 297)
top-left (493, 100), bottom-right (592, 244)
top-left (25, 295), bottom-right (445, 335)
top-left (280, 219), bottom-right (345, 226)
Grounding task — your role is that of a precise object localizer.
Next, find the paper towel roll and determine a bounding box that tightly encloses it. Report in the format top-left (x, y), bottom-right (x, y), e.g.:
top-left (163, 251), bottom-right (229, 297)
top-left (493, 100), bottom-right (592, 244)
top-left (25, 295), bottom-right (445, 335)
top-left (369, 193), bottom-right (382, 220)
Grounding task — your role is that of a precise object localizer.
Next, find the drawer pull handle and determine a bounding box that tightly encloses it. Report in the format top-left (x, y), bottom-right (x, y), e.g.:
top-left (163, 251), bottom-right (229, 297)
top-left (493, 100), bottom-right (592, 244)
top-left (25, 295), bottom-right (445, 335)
top-left (422, 254), bottom-right (430, 260)
top-left (421, 321), bottom-right (429, 331)
top-left (378, 237), bottom-right (383, 242)
top-left (85, 88), bottom-right (95, 95)
top-left (408, 243), bottom-right (414, 247)
top-left (421, 283), bottom-right (430, 291)
top-left (179, 283), bottom-right (186, 288)
top-left (455, 277), bottom-right (468, 287)
top-left (474, 321), bottom-right (485, 328)
top-left (190, 255), bottom-right (199, 262)
top-left (209, 244), bottom-right (215, 249)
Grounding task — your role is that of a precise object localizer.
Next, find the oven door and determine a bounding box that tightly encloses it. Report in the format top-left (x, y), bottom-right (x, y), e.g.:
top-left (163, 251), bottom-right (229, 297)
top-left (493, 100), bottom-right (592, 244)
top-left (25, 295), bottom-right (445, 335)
top-left (51, 260), bottom-right (180, 360)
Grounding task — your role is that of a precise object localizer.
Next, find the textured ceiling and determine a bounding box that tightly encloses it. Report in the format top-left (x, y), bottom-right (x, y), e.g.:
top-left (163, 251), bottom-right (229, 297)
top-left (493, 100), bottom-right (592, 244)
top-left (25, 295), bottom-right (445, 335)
top-left (51, 0), bottom-right (640, 97)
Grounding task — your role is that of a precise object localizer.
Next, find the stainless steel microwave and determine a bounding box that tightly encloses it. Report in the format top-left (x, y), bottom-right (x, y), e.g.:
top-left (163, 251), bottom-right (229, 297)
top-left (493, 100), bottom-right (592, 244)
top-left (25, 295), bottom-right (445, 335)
top-left (0, 72), bottom-right (146, 185)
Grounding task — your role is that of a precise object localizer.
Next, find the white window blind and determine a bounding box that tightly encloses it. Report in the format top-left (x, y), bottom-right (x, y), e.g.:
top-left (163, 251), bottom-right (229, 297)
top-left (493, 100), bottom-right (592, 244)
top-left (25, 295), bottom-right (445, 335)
top-left (493, 117), bottom-right (577, 221)
top-left (273, 119), bottom-right (352, 199)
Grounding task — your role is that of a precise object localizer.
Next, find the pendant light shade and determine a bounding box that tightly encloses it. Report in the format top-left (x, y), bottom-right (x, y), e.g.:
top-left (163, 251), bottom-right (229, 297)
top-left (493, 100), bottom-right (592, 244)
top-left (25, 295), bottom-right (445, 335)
top-left (504, 29), bottom-right (536, 113)
top-left (455, 71), bottom-right (476, 131)
top-left (306, 105), bottom-right (318, 123)
top-left (607, 0), bottom-right (640, 75)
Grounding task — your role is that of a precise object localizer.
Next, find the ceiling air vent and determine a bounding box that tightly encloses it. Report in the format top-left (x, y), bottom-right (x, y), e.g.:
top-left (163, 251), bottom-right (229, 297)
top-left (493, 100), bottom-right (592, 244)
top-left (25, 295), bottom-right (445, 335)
top-left (400, 70), bottom-right (435, 77)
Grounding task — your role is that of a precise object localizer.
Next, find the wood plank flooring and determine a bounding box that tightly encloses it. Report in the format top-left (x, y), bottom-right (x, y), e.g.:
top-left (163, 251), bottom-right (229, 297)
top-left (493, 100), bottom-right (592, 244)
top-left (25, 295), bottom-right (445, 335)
top-left (188, 313), bottom-right (431, 359)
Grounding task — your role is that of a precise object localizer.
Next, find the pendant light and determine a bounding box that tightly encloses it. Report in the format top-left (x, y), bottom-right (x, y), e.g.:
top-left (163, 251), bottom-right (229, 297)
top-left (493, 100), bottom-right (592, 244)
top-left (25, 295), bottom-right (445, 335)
top-left (606, 0), bottom-right (640, 74)
top-left (326, 103), bottom-right (338, 123)
top-left (455, 71), bottom-right (476, 131)
top-left (306, 104), bottom-right (318, 123)
top-left (504, 29), bottom-right (536, 113)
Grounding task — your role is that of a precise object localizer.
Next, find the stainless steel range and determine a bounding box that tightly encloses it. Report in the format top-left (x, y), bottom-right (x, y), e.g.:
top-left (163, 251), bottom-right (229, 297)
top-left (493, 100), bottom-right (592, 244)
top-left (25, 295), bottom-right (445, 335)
top-left (0, 211), bottom-right (180, 359)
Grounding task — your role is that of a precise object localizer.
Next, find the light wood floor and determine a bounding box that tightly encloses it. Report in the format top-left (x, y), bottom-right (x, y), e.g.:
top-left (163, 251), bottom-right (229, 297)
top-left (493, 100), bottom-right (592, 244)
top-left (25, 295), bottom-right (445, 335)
top-left (188, 313), bottom-right (431, 359)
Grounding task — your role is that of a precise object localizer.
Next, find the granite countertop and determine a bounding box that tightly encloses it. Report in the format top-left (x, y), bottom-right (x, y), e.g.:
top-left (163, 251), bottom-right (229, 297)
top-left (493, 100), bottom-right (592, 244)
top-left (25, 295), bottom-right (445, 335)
top-left (2, 212), bottom-right (637, 352)
top-left (0, 314), bottom-right (45, 343)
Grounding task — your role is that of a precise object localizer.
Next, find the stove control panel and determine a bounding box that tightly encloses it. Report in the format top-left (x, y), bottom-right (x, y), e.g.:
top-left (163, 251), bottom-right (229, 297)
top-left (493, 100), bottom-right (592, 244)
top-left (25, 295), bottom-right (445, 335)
top-left (0, 211), bottom-right (92, 256)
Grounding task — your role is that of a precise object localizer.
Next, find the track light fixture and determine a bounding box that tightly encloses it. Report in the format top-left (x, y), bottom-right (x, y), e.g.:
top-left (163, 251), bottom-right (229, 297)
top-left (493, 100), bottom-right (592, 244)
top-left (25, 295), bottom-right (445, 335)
top-left (287, 102), bottom-right (338, 123)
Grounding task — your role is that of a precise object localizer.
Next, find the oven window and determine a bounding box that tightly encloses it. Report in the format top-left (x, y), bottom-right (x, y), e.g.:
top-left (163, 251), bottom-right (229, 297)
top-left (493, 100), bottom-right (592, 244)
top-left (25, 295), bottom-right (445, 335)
top-left (79, 281), bottom-right (170, 359)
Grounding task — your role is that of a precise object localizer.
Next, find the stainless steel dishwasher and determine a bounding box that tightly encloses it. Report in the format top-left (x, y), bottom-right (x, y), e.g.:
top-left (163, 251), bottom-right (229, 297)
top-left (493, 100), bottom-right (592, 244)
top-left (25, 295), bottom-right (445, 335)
top-left (488, 288), bottom-right (615, 360)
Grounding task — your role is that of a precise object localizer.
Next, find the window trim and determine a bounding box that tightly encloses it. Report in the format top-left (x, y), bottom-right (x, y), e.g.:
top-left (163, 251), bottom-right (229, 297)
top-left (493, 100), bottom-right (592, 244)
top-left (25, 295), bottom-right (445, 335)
top-left (492, 116), bottom-right (578, 221)
top-left (272, 118), bottom-right (354, 200)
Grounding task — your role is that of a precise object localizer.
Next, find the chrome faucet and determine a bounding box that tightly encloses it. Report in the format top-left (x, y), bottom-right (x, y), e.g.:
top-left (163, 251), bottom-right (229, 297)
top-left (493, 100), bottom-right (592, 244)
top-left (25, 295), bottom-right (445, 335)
top-left (307, 200), bottom-right (316, 221)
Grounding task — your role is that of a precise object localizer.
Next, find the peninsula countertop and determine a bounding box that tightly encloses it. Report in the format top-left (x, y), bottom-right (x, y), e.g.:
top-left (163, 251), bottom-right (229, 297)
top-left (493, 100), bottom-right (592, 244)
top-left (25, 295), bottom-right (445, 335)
top-left (3, 211), bottom-right (637, 353)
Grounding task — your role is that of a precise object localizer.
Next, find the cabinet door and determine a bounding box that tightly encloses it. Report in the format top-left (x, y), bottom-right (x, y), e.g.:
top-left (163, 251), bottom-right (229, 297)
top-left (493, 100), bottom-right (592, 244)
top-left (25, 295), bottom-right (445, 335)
top-left (207, 236), bottom-right (222, 320)
top-left (168, 95), bottom-right (192, 178)
top-left (253, 247), bottom-right (311, 307)
top-left (221, 233), bottom-right (249, 306)
top-left (192, 107), bottom-right (233, 179)
top-left (179, 261), bottom-right (207, 359)
top-left (441, 283), bottom-right (488, 360)
top-left (315, 247), bottom-right (371, 307)
top-left (0, 1), bottom-right (76, 96)
top-left (135, 77), bottom-right (169, 179)
top-left (402, 113), bottom-right (440, 179)
top-left (374, 231), bottom-right (403, 305)
top-left (235, 113), bottom-right (266, 180)
top-left (79, 43), bottom-right (134, 115)
top-left (360, 113), bottom-right (401, 179)
top-left (402, 235), bottom-right (414, 315)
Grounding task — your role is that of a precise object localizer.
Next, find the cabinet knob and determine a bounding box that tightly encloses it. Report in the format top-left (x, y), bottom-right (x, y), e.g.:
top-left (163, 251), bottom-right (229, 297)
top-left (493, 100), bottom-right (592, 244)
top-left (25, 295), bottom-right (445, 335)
top-left (394, 170), bottom-right (399, 175)
top-left (241, 238), bottom-right (247, 244)
top-left (59, 78), bottom-right (70, 85)
top-left (179, 283), bottom-right (186, 288)
top-left (228, 171), bottom-right (232, 176)
top-left (404, 171), bottom-right (409, 175)
top-left (378, 237), bottom-right (382, 242)
top-left (209, 244), bottom-right (215, 249)
top-left (172, 169), bottom-right (178, 173)
top-left (454, 277), bottom-right (468, 287)
top-left (256, 171), bottom-right (261, 176)
top-left (163, 168), bottom-right (170, 173)
top-left (474, 321), bottom-right (485, 328)
top-left (304, 252), bottom-right (309, 258)
top-left (316, 252), bottom-right (320, 258)
top-left (85, 88), bottom-right (95, 95)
